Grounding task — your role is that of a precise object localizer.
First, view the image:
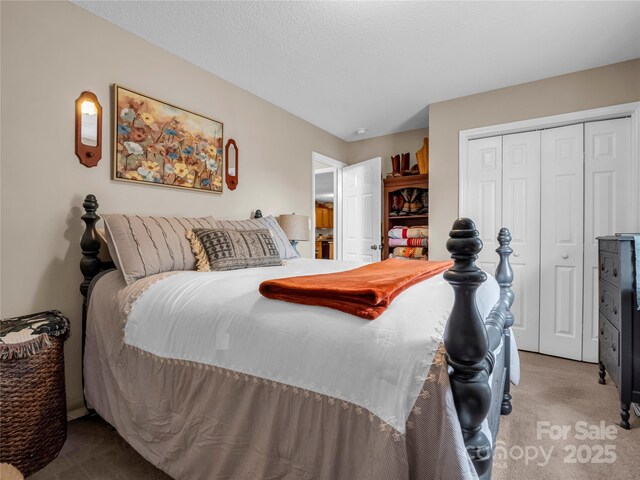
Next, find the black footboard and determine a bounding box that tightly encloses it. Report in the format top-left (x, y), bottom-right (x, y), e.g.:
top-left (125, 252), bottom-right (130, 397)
top-left (443, 219), bottom-right (515, 478)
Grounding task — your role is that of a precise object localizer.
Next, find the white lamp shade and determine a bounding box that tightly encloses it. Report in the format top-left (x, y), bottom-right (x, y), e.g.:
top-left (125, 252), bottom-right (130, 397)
top-left (278, 214), bottom-right (309, 241)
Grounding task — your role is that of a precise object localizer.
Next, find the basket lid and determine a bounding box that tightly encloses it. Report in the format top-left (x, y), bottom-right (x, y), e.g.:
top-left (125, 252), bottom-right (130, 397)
top-left (0, 310), bottom-right (70, 360)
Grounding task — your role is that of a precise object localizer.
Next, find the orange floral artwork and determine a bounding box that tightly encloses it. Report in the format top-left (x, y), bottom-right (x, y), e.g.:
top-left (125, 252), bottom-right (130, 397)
top-left (113, 85), bottom-right (224, 193)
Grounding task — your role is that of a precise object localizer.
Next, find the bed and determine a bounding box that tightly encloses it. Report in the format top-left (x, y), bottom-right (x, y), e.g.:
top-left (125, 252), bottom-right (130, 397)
top-left (79, 194), bottom-right (518, 480)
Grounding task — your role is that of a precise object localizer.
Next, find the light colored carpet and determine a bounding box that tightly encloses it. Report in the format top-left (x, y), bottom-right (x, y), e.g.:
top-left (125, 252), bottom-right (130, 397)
top-left (493, 351), bottom-right (639, 480)
top-left (29, 352), bottom-right (639, 479)
top-left (27, 418), bottom-right (171, 480)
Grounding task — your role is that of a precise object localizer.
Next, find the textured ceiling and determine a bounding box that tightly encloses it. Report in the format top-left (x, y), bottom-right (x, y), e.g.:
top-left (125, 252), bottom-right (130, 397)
top-left (73, 1), bottom-right (640, 141)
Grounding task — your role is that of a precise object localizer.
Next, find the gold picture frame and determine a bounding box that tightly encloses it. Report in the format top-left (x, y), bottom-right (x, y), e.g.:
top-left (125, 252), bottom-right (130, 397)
top-left (112, 84), bottom-right (224, 194)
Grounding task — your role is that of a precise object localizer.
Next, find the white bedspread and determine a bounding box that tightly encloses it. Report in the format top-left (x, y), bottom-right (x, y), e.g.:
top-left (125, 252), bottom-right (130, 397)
top-left (125, 258), bottom-right (509, 433)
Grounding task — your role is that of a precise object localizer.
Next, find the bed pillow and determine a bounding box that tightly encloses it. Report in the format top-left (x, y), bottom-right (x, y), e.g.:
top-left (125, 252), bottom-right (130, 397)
top-left (96, 227), bottom-right (113, 264)
top-left (104, 214), bottom-right (217, 284)
top-left (215, 216), bottom-right (300, 259)
top-left (186, 227), bottom-right (283, 271)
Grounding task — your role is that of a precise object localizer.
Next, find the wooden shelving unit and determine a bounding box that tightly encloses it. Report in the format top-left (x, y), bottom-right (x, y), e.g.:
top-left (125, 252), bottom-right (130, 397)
top-left (383, 173), bottom-right (429, 260)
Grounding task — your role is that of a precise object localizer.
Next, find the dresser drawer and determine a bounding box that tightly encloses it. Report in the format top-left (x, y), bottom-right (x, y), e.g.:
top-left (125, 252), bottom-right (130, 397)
top-left (599, 315), bottom-right (620, 386)
top-left (599, 251), bottom-right (620, 288)
top-left (599, 281), bottom-right (621, 330)
top-left (599, 239), bottom-right (620, 254)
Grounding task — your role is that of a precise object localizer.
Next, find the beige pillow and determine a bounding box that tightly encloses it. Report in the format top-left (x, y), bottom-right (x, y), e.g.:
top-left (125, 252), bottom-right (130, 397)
top-left (215, 216), bottom-right (300, 259)
top-left (104, 214), bottom-right (216, 284)
top-left (96, 227), bottom-right (113, 263)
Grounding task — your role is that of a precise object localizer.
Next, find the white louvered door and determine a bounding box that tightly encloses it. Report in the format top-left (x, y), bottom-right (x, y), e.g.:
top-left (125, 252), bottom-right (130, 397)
top-left (539, 124), bottom-right (585, 360)
top-left (582, 117), bottom-right (634, 361)
top-left (502, 131), bottom-right (541, 353)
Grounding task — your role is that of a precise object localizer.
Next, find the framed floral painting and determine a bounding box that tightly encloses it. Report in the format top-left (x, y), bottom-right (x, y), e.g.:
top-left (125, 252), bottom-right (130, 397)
top-left (113, 85), bottom-right (224, 193)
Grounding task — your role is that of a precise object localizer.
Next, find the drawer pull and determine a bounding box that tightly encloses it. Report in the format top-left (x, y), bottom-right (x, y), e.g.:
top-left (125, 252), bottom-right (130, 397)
top-left (613, 268), bottom-right (617, 277)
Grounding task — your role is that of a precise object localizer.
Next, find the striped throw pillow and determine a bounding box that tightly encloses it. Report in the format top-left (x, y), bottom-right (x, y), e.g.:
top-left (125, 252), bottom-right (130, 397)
top-left (215, 216), bottom-right (300, 259)
top-left (104, 214), bottom-right (217, 284)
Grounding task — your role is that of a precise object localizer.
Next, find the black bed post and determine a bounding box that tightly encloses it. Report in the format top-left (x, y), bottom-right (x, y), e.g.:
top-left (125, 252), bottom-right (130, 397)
top-left (443, 218), bottom-right (492, 477)
top-left (80, 195), bottom-right (102, 367)
top-left (495, 228), bottom-right (515, 415)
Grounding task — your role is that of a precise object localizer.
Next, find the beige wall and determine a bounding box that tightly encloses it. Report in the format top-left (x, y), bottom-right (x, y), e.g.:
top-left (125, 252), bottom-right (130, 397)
top-left (347, 128), bottom-right (429, 176)
top-left (0, 1), bottom-right (348, 412)
top-left (429, 59), bottom-right (640, 260)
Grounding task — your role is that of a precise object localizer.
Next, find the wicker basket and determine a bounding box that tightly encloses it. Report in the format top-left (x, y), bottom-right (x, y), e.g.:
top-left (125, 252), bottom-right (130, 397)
top-left (0, 311), bottom-right (70, 477)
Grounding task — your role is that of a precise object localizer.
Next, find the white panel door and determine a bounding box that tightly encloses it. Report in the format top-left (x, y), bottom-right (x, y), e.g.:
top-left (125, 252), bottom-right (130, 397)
top-left (342, 157), bottom-right (382, 262)
top-left (540, 124), bottom-right (584, 360)
top-left (502, 131), bottom-right (541, 352)
top-left (464, 136), bottom-right (503, 274)
top-left (583, 117), bottom-right (634, 361)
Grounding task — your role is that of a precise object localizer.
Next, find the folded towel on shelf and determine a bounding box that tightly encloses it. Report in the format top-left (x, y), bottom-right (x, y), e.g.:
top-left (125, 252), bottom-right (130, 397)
top-left (259, 258), bottom-right (451, 319)
top-left (392, 247), bottom-right (427, 259)
top-left (388, 226), bottom-right (429, 239)
top-left (388, 238), bottom-right (429, 247)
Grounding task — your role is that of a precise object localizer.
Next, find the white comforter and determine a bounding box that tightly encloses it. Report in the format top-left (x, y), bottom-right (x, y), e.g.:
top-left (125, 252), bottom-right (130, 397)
top-left (125, 258), bottom-right (516, 433)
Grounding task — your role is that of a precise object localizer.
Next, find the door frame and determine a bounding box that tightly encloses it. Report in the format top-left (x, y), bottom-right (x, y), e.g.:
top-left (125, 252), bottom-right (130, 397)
top-left (459, 101), bottom-right (640, 227)
top-left (311, 152), bottom-right (347, 260)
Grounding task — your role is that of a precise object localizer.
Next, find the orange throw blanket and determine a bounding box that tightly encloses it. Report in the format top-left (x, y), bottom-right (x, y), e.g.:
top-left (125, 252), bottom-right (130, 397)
top-left (259, 259), bottom-right (453, 320)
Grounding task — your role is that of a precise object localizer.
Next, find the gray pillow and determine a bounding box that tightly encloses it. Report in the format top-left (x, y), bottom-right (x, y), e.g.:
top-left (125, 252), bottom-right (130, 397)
top-left (215, 215), bottom-right (300, 259)
top-left (104, 214), bottom-right (217, 284)
top-left (186, 228), bottom-right (283, 271)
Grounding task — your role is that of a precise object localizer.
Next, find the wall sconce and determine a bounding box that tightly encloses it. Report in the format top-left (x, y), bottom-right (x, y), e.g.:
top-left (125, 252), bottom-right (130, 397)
top-left (75, 91), bottom-right (102, 167)
top-left (225, 138), bottom-right (238, 190)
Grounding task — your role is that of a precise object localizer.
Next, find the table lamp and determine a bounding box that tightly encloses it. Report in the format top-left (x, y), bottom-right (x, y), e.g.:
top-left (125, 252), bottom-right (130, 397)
top-left (278, 213), bottom-right (309, 255)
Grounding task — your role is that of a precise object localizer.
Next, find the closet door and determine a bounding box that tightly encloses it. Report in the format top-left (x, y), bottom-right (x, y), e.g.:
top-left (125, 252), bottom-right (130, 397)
top-left (583, 117), bottom-right (634, 361)
top-left (540, 124), bottom-right (584, 360)
top-left (502, 131), bottom-right (541, 352)
top-left (464, 136), bottom-right (502, 274)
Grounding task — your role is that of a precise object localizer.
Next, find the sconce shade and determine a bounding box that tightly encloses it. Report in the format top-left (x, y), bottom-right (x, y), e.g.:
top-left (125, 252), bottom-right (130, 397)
top-left (81, 100), bottom-right (97, 115)
top-left (278, 214), bottom-right (309, 242)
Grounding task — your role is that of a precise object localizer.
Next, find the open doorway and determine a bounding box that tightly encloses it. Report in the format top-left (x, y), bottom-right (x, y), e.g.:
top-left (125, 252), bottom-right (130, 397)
top-left (314, 168), bottom-right (336, 259)
top-left (311, 152), bottom-right (346, 260)
top-left (311, 153), bottom-right (382, 263)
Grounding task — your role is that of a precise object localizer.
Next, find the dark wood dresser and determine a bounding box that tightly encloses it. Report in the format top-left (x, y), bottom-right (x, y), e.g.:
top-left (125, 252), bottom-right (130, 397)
top-left (597, 235), bottom-right (640, 429)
